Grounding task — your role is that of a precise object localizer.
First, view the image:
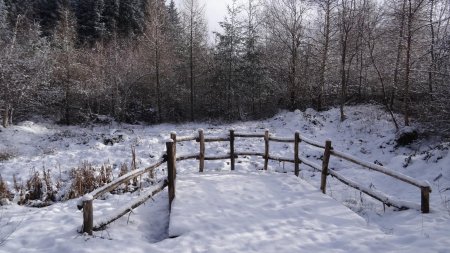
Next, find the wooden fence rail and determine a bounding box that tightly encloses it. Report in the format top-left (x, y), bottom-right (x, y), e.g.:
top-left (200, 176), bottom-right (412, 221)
top-left (173, 129), bottom-right (431, 214)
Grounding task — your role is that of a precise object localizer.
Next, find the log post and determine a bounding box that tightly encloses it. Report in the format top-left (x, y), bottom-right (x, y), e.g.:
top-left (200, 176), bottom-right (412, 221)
top-left (294, 131), bottom-right (300, 177)
top-left (170, 132), bottom-right (177, 179)
top-left (264, 130), bottom-right (269, 170)
top-left (421, 186), bottom-right (431, 213)
top-left (320, 140), bottom-right (332, 194)
top-left (170, 131), bottom-right (177, 151)
top-left (166, 140), bottom-right (176, 208)
top-left (230, 129), bottom-right (235, 171)
top-left (82, 195), bottom-right (94, 235)
top-left (199, 129), bottom-right (205, 172)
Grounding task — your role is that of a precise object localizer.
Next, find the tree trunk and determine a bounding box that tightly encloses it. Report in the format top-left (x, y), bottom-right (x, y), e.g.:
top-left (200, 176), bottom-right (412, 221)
top-left (340, 35), bottom-right (348, 122)
top-left (403, 0), bottom-right (413, 126)
top-left (155, 28), bottom-right (162, 123)
top-left (2, 106), bottom-right (9, 128)
top-left (428, 0), bottom-right (435, 99)
top-left (189, 4), bottom-right (195, 122)
top-left (318, 1), bottom-right (332, 111)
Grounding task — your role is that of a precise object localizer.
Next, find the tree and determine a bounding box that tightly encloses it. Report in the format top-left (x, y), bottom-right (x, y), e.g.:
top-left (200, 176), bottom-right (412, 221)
top-left (264, 0), bottom-right (307, 110)
top-left (214, 0), bottom-right (244, 118)
top-left (75, 0), bottom-right (105, 45)
top-left (0, 16), bottom-right (51, 127)
top-left (337, 0), bottom-right (359, 121)
top-left (314, 0), bottom-right (337, 111)
top-left (241, 0), bottom-right (270, 117)
top-left (102, 0), bottom-right (120, 40)
top-left (52, 4), bottom-right (80, 124)
top-left (117, 0), bottom-right (147, 37)
top-left (34, 0), bottom-right (63, 37)
top-left (181, 0), bottom-right (207, 121)
top-left (145, 0), bottom-right (167, 123)
top-left (402, 0), bottom-right (427, 126)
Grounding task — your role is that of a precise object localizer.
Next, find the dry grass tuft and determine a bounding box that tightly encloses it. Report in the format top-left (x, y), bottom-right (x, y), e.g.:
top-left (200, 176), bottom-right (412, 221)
top-left (66, 162), bottom-right (114, 200)
top-left (0, 174), bottom-right (12, 203)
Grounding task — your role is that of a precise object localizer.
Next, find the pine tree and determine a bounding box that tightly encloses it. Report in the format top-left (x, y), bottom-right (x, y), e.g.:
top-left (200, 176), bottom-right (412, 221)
top-left (102, 0), bottom-right (119, 40)
top-left (75, 0), bottom-right (104, 45)
top-left (35, 0), bottom-right (63, 37)
top-left (214, 0), bottom-right (244, 119)
top-left (0, 0), bottom-right (6, 28)
top-left (117, 0), bottom-right (146, 37)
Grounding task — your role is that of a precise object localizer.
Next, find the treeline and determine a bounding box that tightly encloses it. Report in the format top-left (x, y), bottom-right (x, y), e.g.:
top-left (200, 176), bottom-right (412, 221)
top-left (0, 0), bottom-right (449, 135)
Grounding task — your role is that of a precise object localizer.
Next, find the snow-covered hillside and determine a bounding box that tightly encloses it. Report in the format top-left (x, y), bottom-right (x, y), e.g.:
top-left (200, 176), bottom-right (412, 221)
top-left (0, 105), bottom-right (449, 252)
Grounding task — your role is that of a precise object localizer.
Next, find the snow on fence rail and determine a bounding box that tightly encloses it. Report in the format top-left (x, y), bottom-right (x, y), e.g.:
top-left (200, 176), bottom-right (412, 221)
top-left (78, 128), bottom-right (432, 236)
top-left (171, 129), bottom-right (431, 214)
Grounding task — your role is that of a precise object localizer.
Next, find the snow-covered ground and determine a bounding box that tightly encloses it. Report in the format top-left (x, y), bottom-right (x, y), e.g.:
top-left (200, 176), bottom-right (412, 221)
top-left (0, 105), bottom-right (449, 252)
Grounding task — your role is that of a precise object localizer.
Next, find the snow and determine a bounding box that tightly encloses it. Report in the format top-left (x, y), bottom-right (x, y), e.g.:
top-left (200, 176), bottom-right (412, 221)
top-left (0, 104), bottom-right (450, 252)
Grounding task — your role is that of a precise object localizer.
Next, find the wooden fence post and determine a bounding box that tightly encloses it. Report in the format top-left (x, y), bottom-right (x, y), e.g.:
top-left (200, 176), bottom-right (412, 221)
top-left (230, 129), bottom-right (235, 171)
top-left (170, 132), bottom-right (177, 179)
top-left (294, 131), bottom-right (300, 177)
top-left (264, 130), bottom-right (269, 170)
top-left (170, 131), bottom-right (177, 151)
top-left (82, 195), bottom-right (94, 235)
top-left (166, 140), bottom-right (176, 208)
top-left (421, 186), bottom-right (431, 213)
top-left (199, 129), bottom-right (205, 172)
top-left (320, 140), bottom-right (332, 194)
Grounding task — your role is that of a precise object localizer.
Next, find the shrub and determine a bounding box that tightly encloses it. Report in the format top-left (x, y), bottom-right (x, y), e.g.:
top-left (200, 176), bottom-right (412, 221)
top-left (0, 174), bottom-right (12, 204)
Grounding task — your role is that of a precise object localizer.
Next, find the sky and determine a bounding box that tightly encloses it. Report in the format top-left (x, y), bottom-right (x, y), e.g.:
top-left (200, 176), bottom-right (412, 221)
top-left (174, 0), bottom-right (234, 41)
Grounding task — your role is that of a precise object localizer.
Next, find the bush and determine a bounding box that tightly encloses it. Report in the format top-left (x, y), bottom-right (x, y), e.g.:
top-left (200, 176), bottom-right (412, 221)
top-left (66, 162), bottom-right (113, 200)
top-left (0, 174), bottom-right (12, 204)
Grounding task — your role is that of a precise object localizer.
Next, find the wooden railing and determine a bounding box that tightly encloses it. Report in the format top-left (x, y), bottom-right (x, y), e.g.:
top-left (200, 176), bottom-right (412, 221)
top-left (79, 129), bottom-right (432, 235)
top-left (170, 129), bottom-right (432, 214)
top-left (78, 158), bottom-right (169, 235)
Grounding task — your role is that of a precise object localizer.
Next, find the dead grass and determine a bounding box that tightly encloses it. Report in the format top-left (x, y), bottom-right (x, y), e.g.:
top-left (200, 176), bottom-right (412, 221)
top-left (0, 174), bottom-right (12, 202)
top-left (0, 150), bottom-right (15, 161)
top-left (66, 162), bottom-right (114, 200)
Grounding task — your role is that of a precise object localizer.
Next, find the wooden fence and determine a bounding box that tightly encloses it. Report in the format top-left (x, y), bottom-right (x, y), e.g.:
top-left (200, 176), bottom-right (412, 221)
top-left (169, 129), bottom-right (431, 214)
top-left (79, 129), bottom-right (431, 235)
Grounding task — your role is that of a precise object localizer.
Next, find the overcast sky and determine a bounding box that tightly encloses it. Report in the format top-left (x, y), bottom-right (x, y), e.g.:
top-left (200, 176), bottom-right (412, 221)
top-left (174, 0), bottom-right (234, 41)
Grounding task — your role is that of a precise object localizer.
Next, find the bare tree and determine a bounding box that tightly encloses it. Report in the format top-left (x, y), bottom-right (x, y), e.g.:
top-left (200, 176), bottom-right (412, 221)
top-left (337, 0), bottom-right (360, 121)
top-left (314, 0), bottom-right (338, 111)
top-left (0, 16), bottom-right (51, 127)
top-left (264, 0), bottom-right (307, 110)
top-left (403, 0), bottom-right (427, 126)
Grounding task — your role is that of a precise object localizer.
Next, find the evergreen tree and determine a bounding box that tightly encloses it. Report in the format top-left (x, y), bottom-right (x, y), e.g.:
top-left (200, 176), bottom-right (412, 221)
top-left (0, 0), bottom-right (7, 42)
top-left (75, 0), bottom-right (104, 45)
top-left (117, 0), bottom-right (146, 37)
top-left (102, 0), bottom-right (119, 40)
top-left (0, 0), bottom-right (6, 28)
top-left (214, 0), bottom-right (244, 119)
top-left (35, 0), bottom-right (62, 37)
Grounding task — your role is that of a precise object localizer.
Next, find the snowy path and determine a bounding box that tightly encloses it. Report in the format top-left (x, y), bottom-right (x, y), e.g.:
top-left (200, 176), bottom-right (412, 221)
top-left (168, 171), bottom-right (395, 252)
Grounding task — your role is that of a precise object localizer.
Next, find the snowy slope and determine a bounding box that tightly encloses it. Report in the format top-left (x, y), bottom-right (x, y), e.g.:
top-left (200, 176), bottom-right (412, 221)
top-left (0, 105), bottom-right (449, 252)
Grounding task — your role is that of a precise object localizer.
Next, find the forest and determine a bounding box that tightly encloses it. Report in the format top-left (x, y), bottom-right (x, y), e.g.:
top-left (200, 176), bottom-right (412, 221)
top-left (0, 0), bottom-right (449, 137)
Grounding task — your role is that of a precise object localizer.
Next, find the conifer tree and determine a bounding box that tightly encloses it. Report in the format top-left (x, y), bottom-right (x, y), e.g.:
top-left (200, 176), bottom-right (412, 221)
top-left (75, 0), bottom-right (104, 45)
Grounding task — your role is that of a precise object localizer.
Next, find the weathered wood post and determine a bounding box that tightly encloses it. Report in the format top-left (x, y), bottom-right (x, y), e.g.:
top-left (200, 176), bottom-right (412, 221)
top-left (166, 140), bottom-right (176, 208)
top-left (170, 131), bottom-right (177, 150)
top-left (170, 132), bottom-right (177, 180)
top-left (294, 131), bottom-right (300, 177)
top-left (320, 140), bottom-right (332, 194)
top-left (82, 195), bottom-right (94, 235)
top-left (230, 129), bottom-right (235, 171)
top-left (421, 186), bottom-right (431, 213)
top-left (198, 129), bottom-right (205, 172)
top-left (264, 129), bottom-right (269, 170)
